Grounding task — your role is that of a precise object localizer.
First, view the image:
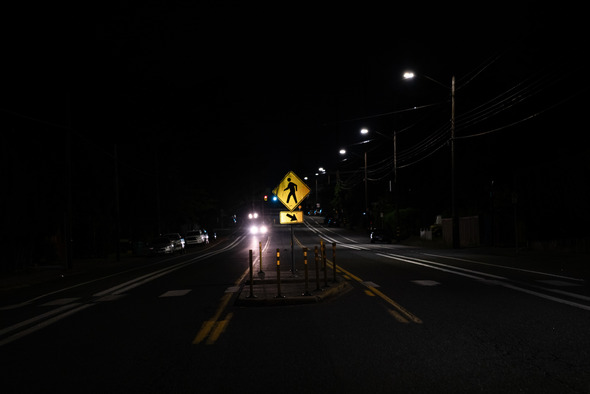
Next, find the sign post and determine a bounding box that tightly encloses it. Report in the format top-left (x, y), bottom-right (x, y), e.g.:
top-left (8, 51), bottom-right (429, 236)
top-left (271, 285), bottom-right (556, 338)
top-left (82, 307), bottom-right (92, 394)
top-left (273, 171), bottom-right (311, 274)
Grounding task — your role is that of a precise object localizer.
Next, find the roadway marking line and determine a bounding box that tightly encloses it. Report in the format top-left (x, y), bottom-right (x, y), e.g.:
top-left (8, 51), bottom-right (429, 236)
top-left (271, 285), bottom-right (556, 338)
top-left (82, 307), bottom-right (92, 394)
top-left (500, 282), bottom-right (590, 311)
top-left (41, 298), bottom-right (80, 306)
top-left (385, 253), bottom-right (590, 311)
top-left (328, 260), bottom-right (422, 324)
top-left (364, 290), bottom-right (375, 297)
top-left (0, 303), bottom-right (94, 347)
top-left (94, 235), bottom-right (247, 298)
top-left (1, 238), bottom-right (247, 347)
top-left (378, 253), bottom-right (506, 281)
top-left (94, 294), bottom-right (125, 302)
top-left (159, 289), bottom-right (192, 297)
top-left (193, 321), bottom-right (216, 345)
top-left (193, 292), bottom-right (233, 345)
top-left (388, 309), bottom-right (409, 323)
top-left (412, 280), bottom-right (440, 286)
top-left (206, 312), bottom-right (233, 345)
top-left (422, 252), bottom-right (585, 282)
top-left (536, 280), bottom-right (583, 287)
top-left (366, 286), bottom-right (423, 324)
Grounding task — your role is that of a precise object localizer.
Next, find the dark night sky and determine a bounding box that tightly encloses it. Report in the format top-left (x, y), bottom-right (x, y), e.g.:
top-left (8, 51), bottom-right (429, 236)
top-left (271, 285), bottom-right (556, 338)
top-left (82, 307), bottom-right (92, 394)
top-left (3, 2), bottom-right (588, 236)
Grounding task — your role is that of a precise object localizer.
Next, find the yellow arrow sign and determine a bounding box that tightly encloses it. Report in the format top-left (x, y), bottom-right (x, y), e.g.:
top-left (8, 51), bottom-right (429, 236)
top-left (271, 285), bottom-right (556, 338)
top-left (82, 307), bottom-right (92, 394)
top-left (274, 171), bottom-right (311, 211)
top-left (279, 211), bottom-right (303, 224)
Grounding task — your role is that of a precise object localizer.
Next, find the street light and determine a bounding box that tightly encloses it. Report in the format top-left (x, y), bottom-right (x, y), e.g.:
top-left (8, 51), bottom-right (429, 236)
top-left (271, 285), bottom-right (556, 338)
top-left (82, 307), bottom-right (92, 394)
top-left (340, 129), bottom-right (370, 217)
top-left (355, 128), bottom-right (399, 238)
top-left (404, 71), bottom-right (459, 248)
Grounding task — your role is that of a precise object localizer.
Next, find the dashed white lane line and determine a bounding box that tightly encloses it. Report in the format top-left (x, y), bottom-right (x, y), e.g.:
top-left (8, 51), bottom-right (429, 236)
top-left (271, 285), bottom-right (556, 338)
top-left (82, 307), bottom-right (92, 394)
top-left (412, 280), bottom-right (440, 286)
top-left (159, 289), bottom-right (192, 297)
top-left (41, 298), bottom-right (80, 306)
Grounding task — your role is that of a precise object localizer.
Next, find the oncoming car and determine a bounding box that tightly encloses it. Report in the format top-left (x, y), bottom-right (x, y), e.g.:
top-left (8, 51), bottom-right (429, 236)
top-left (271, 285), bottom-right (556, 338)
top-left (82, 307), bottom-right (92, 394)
top-left (249, 223), bottom-right (268, 235)
top-left (246, 212), bottom-right (268, 235)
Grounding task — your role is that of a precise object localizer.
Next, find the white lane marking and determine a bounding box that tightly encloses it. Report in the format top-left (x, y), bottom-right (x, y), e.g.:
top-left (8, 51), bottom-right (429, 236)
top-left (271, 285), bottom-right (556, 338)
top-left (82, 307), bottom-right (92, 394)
top-left (94, 235), bottom-right (246, 297)
top-left (536, 280), bottom-right (583, 287)
top-left (422, 253), bottom-right (584, 282)
top-left (1, 236), bottom-right (246, 347)
top-left (0, 303), bottom-right (94, 347)
top-left (362, 281), bottom-right (380, 288)
top-left (303, 221), bottom-right (365, 250)
top-left (381, 253), bottom-right (590, 311)
top-left (501, 282), bottom-right (590, 311)
top-left (41, 298), bottom-right (80, 306)
top-left (160, 289), bottom-right (192, 297)
top-left (94, 294), bottom-right (126, 302)
top-left (412, 280), bottom-right (440, 286)
top-left (378, 253), bottom-right (507, 281)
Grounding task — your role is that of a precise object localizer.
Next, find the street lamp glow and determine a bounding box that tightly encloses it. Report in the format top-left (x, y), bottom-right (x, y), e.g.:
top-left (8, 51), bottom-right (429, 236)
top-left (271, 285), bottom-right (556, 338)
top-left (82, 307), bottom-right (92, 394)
top-left (360, 128), bottom-right (369, 135)
top-left (339, 149), bottom-right (346, 155)
top-left (403, 71), bottom-right (415, 79)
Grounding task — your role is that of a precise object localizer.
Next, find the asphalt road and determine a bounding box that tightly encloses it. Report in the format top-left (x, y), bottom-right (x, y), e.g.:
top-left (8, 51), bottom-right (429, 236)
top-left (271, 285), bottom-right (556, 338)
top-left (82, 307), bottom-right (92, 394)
top-left (1, 217), bottom-right (589, 393)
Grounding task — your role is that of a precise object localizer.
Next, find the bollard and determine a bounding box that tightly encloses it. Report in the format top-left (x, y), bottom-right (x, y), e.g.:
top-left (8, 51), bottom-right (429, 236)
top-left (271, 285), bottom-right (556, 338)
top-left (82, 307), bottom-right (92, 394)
top-left (332, 242), bottom-right (337, 283)
top-left (275, 248), bottom-right (284, 298)
top-left (258, 241), bottom-right (263, 273)
top-left (247, 249), bottom-right (256, 298)
top-left (314, 246), bottom-right (321, 291)
top-left (302, 247), bottom-right (311, 296)
top-left (321, 241), bottom-right (328, 287)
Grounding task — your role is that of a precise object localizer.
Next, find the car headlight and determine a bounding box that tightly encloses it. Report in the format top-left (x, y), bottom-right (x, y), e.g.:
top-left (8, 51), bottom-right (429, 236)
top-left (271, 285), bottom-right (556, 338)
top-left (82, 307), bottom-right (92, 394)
top-left (250, 225), bottom-right (259, 234)
top-left (260, 225), bottom-right (268, 234)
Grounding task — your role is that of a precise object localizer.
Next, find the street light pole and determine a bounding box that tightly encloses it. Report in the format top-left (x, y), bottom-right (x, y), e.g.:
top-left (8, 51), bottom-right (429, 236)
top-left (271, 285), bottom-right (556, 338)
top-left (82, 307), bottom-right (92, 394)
top-left (394, 131), bottom-right (400, 241)
top-left (451, 75), bottom-right (459, 248)
top-left (360, 128), bottom-right (369, 218)
top-left (403, 71), bottom-right (460, 248)
top-left (364, 150), bottom-right (368, 215)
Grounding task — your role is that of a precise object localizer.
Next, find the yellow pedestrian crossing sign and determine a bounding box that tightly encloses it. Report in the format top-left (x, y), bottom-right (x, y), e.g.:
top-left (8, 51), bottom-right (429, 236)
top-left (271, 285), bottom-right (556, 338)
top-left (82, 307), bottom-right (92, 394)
top-left (273, 171), bottom-right (311, 211)
top-left (280, 211), bottom-right (303, 224)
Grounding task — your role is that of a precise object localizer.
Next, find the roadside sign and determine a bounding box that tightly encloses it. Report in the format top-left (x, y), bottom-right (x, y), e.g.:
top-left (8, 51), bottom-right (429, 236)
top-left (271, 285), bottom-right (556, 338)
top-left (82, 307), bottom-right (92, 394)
top-left (274, 171), bottom-right (311, 211)
top-left (279, 211), bottom-right (303, 224)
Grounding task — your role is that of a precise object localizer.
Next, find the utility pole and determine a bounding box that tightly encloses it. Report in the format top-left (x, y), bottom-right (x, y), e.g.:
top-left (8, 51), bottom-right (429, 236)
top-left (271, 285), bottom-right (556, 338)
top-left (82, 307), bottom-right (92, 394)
top-left (451, 75), bottom-right (460, 248)
top-left (114, 144), bottom-right (121, 262)
top-left (364, 150), bottom-right (368, 216)
top-left (64, 92), bottom-right (73, 270)
top-left (394, 131), bottom-right (400, 241)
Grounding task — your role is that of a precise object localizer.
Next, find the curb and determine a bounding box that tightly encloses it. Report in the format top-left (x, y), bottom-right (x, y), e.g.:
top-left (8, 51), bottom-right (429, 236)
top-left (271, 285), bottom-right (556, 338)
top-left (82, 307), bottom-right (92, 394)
top-left (234, 280), bottom-right (352, 307)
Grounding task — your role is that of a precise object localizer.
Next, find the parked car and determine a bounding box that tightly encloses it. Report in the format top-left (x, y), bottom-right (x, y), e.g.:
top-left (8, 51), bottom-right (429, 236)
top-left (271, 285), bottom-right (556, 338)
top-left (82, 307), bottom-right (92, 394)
top-left (185, 229), bottom-right (209, 246)
top-left (147, 236), bottom-right (176, 255)
top-left (163, 233), bottom-right (185, 252)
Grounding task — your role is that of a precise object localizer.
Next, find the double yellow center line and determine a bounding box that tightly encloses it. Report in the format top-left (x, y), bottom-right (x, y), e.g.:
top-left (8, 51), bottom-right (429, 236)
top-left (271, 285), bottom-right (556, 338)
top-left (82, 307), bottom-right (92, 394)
top-left (326, 259), bottom-right (422, 324)
top-left (193, 292), bottom-right (234, 345)
top-left (296, 235), bottom-right (422, 324)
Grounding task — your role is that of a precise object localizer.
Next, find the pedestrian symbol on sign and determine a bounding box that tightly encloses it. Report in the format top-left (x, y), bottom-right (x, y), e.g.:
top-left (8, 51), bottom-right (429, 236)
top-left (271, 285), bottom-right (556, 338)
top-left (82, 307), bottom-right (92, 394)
top-left (284, 178), bottom-right (298, 204)
top-left (274, 171), bottom-right (310, 212)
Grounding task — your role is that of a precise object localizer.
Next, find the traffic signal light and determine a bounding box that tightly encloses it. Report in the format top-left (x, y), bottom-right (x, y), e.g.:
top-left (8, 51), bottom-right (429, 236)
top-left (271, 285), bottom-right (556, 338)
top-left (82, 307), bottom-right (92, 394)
top-left (264, 195), bottom-right (268, 201)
